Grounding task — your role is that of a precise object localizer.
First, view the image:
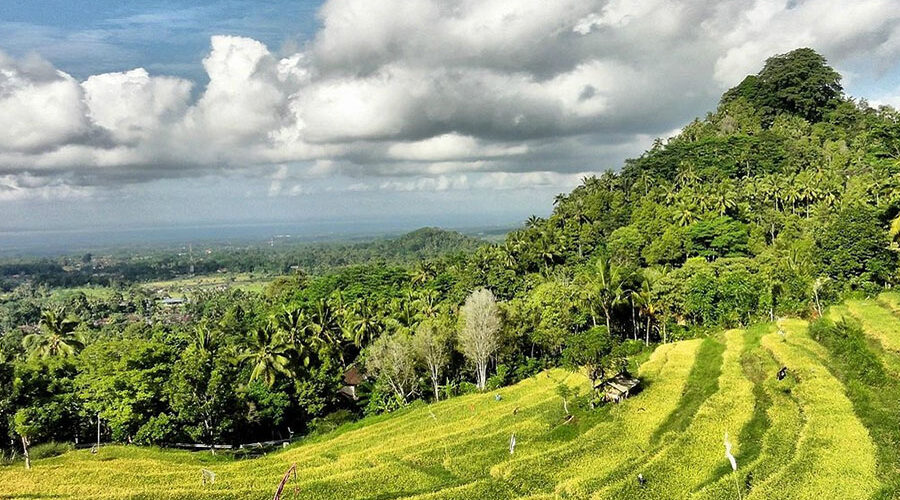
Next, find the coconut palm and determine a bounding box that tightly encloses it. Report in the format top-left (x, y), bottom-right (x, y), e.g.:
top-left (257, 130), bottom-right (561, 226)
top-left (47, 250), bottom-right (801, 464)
top-left (411, 261), bottom-right (436, 286)
top-left (240, 323), bottom-right (293, 387)
top-left (633, 279), bottom-right (657, 346)
top-left (349, 299), bottom-right (382, 348)
top-left (274, 306), bottom-right (314, 367)
top-left (274, 307), bottom-right (306, 346)
top-left (192, 322), bottom-right (218, 354)
top-left (674, 197), bottom-right (699, 227)
top-left (413, 289), bottom-right (441, 320)
top-left (23, 309), bottom-right (82, 359)
top-left (580, 256), bottom-right (630, 332)
top-left (308, 299), bottom-right (340, 347)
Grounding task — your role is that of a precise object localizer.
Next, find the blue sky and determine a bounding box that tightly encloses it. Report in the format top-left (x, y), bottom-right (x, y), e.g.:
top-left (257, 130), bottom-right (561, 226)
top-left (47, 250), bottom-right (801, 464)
top-left (1, 0), bottom-right (900, 237)
top-left (0, 1), bottom-right (323, 81)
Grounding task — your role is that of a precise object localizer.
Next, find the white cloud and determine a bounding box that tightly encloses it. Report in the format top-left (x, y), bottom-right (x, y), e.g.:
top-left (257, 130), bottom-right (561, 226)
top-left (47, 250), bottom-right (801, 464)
top-left (2, 0), bottom-right (900, 199)
top-left (387, 134), bottom-right (527, 161)
top-left (0, 52), bottom-right (91, 153)
top-left (0, 173), bottom-right (94, 201)
top-left (82, 68), bottom-right (192, 144)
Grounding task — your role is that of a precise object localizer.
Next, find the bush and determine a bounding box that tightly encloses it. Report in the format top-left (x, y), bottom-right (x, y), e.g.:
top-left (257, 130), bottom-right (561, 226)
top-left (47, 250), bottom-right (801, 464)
top-left (0, 449), bottom-right (18, 466)
top-left (134, 413), bottom-right (176, 445)
top-left (485, 364), bottom-right (510, 390)
top-left (29, 442), bottom-right (73, 460)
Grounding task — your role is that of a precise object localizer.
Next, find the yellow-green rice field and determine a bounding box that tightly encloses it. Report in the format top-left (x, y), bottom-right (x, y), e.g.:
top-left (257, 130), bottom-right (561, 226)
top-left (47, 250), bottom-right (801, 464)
top-left (6, 296), bottom-right (900, 499)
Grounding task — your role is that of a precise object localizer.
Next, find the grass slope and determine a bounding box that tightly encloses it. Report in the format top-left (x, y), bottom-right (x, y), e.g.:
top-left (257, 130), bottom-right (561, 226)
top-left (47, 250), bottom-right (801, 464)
top-left (6, 298), bottom-right (900, 499)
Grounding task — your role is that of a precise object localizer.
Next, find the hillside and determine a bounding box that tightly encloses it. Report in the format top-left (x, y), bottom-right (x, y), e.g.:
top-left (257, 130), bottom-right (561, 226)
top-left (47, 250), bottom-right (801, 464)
top-left (4, 293), bottom-right (900, 499)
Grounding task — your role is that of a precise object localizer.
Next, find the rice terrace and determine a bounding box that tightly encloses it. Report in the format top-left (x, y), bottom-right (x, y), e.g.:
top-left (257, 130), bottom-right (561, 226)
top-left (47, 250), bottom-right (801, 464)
top-left (3, 294), bottom-right (899, 498)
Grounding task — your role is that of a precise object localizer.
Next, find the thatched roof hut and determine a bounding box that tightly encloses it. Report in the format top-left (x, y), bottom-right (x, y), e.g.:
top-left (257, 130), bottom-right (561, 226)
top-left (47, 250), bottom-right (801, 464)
top-left (600, 373), bottom-right (641, 403)
top-left (337, 365), bottom-right (367, 400)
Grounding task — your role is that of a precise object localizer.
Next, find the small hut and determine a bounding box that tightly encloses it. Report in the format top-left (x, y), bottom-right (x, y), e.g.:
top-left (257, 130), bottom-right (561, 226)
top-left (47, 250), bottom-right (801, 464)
top-left (600, 372), bottom-right (641, 403)
top-left (337, 364), bottom-right (366, 400)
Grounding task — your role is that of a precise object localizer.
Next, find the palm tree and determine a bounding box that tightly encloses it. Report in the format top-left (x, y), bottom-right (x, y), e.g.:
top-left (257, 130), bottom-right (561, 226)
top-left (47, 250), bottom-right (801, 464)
top-left (349, 299), bottom-right (382, 348)
top-left (759, 175), bottom-right (781, 211)
top-left (525, 215), bottom-right (543, 228)
top-left (580, 256), bottom-right (629, 332)
top-left (411, 261), bottom-right (436, 286)
top-left (674, 197), bottom-right (698, 227)
top-left (308, 299), bottom-right (340, 347)
top-left (633, 279), bottom-right (657, 346)
top-left (23, 309), bottom-right (82, 359)
top-left (274, 306), bottom-right (313, 367)
top-left (240, 323), bottom-right (293, 387)
top-left (712, 182), bottom-right (738, 216)
top-left (581, 175), bottom-right (602, 193)
top-left (274, 307), bottom-right (306, 346)
top-left (675, 161), bottom-right (698, 188)
top-left (500, 242), bottom-right (518, 270)
top-left (192, 322), bottom-right (218, 354)
top-left (413, 289), bottom-right (440, 320)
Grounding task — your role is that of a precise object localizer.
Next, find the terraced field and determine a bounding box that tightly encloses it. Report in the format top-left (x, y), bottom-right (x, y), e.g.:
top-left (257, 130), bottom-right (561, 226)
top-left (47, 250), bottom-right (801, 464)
top-left (6, 295), bottom-right (900, 499)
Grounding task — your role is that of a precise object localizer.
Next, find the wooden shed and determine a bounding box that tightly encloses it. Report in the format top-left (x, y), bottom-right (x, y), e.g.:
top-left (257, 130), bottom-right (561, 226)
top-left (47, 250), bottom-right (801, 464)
top-left (600, 373), bottom-right (641, 403)
top-left (337, 364), bottom-right (366, 400)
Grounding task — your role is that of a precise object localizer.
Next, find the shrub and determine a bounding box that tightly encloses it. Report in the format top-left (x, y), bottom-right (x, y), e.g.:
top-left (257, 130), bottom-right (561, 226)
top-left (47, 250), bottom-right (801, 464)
top-left (28, 442), bottom-right (73, 460)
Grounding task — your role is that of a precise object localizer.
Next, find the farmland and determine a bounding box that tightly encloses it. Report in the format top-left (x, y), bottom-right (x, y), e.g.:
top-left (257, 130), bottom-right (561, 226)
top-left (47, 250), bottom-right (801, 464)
top-left (4, 295), bottom-right (900, 499)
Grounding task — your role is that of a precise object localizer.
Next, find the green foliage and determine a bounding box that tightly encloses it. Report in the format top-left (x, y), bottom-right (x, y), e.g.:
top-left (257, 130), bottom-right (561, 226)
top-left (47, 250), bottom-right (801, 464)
top-left (561, 325), bottom-right (616, 386)
top-left (723, 48), bottom-right (843, 124)
top-left (686, 216), bottom-right (749, 259)
top-left (818, 204), bottom-right (896, 290)
top-left (28, 441), bottom-right (73, 460)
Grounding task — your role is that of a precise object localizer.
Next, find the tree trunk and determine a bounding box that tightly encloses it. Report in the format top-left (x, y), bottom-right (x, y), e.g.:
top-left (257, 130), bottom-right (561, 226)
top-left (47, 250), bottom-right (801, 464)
top-left (477, 360), bottom-right (488, 391)
top-left (645, 316), bottom-right (651, 346)
top-left (21, 436), bottom-right (30, 470)
top-left (631, 307), bottom-right (637, 340)
top-left (431, 366), bottom-right (440, 401)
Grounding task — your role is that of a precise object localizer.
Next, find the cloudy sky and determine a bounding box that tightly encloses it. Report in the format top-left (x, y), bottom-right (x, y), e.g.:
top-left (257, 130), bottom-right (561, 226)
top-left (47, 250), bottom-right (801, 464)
top-left (2, 0), bottom-right (900, 235)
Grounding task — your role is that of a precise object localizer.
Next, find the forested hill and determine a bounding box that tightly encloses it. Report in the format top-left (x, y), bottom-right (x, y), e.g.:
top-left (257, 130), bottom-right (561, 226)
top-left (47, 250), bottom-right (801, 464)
top-left (484, 47), bottom-right (899, 324)
top-left (287, 227), bottom-right (485, 274)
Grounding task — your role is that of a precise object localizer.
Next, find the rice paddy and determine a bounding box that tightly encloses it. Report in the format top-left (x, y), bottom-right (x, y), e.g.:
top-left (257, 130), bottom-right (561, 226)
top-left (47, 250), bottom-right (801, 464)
top-left (5, 296), bottom-right (900, 499)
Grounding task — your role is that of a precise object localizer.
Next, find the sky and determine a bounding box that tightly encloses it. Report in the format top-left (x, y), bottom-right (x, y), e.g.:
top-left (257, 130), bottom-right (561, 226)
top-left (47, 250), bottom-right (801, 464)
top-left (2, 0), bottom-right (900, 236)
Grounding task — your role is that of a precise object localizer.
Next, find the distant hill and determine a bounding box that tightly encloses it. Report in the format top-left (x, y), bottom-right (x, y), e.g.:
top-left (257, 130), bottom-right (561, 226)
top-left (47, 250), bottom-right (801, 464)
top-left (0, 227), bottom-right (485, 289)
top-left (279, 227), bottom-right (484, 274)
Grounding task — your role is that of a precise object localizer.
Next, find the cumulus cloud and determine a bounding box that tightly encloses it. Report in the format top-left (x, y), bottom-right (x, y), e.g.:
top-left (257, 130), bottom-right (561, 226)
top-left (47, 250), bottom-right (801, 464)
top-left (2, 0), bottom-right (900, 198)
top-left (82, 68), bottom-right (192, 144)
top-left (0, 52), bottom-right (92, 153)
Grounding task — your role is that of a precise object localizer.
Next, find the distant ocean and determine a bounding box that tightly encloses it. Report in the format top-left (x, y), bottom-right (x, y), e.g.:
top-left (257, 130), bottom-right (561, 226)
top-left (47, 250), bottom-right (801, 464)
top-left (0, 217), bottom-right (518, 257)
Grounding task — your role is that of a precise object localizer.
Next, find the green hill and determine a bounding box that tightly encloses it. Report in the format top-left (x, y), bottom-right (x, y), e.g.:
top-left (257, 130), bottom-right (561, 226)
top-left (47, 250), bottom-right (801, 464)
top-left (5, 294), bottom-right (900, 499)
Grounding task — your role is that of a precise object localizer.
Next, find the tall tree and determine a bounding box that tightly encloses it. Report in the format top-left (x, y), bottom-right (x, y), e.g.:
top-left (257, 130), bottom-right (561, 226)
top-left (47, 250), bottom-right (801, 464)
top-left (579, 256), bottom-right (629, 332)
top-left (458, 288), bottom-right (501, 391)
top-left (364, 332), bottom-right (417, 403)
top-left (413, 319), bottom-right (451, 401)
